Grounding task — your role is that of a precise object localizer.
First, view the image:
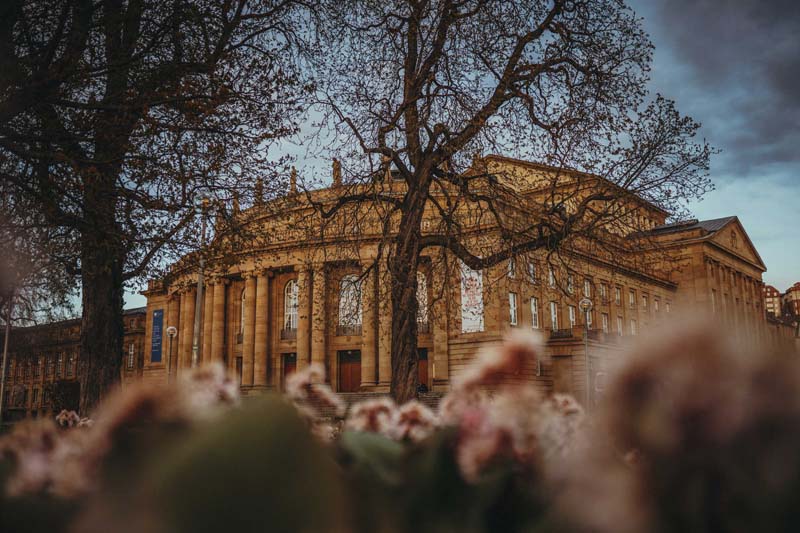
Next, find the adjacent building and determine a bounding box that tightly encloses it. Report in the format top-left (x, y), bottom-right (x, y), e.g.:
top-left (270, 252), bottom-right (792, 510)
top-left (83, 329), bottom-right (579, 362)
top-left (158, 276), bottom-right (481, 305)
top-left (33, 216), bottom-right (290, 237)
top-left (1, 307), bottom-right (146, 422)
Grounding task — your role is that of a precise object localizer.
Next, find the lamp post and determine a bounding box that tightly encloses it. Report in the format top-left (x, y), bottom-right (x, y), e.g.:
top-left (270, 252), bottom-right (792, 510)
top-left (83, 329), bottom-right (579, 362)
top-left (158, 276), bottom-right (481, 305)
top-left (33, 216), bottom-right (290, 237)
top-left (166, 326), bottom-right (177, 383)
top-left (0, 290), bottom-right (13, 422)
top-left (579, 297), bottom-right (593, 408)
top-left (191, 196), bottom-right (210, 368)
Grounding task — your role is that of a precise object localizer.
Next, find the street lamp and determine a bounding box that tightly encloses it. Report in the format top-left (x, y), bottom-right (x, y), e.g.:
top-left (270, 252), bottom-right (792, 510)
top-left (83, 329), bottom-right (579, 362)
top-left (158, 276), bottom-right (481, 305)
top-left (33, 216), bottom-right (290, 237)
top-left (191, 195), bottom-right (211, 368)
top-left (579, 297), bottom-right (593, 408)
top-left (166, 326), bottom-right (177, 383)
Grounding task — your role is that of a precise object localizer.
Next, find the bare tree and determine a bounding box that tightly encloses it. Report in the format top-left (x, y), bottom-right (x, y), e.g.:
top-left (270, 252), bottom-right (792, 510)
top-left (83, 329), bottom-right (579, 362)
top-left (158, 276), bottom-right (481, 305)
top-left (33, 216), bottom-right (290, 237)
top-left (305, 0), bottom-right (713, 402)
top-left (0, 0), bottom-right (310, 412)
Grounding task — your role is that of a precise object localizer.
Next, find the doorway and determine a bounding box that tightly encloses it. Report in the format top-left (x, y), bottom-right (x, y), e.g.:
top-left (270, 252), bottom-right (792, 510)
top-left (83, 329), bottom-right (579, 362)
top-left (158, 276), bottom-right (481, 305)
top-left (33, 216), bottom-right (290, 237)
top-left (417, 348), bottom-right (429, 392)
top-left (282, 353), bottom-right (297, 390)
top-left (338, 350), bottom-right (362, 392)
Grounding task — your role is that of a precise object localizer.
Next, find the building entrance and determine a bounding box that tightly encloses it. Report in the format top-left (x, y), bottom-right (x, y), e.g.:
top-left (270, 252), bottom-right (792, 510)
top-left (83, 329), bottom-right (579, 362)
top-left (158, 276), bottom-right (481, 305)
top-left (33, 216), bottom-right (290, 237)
top-left (338, 350), bottom-right (361, 392)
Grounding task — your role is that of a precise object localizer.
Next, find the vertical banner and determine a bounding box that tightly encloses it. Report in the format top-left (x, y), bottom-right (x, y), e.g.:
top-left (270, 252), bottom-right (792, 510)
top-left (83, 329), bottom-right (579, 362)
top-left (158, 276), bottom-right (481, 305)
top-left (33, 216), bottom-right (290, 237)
top-left (460, 261), bottom-right (484, 333)
top-left (150, 309), bottom-right (164, 363)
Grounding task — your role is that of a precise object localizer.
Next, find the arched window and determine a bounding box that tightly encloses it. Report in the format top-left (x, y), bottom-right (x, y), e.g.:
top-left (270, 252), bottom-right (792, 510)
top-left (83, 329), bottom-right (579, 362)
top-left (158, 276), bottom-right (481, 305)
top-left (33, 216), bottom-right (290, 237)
top-left (416, 272), bottom-right (428, 325)
top-left (338, 275), bottom-right (362, 327)
top-left (284, 280), bottom-right (298, 330)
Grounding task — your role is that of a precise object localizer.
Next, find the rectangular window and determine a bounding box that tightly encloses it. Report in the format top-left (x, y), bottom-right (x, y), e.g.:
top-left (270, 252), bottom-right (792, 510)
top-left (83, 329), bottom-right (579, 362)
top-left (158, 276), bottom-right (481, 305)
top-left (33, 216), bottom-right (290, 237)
top-left (666, 302), bottom-right (671, 313)
top-left (548, 266), bottom-right (556, 288)
top-left (509, 293), bottom-right (518, 326)
top-left (57, 353), bottom-right (63, 377)
top-left (600, 283), bottom-right (609, 301)
top-left (67, 352), bottom-right (75, 377)
top-left (127, 343), bottom-right (136, 370)
top-left (508, 258), bottom-right (516, 279)
top-left (629, 289), bottom-right (636, 308)
top-left (615, 287), bottom-right (622, 306)
top-left (527, 262), bottom-right (537, 283)
top-left (531, 297), bottom-right (540, 329)
top-left (567, 274), bottom-right (574, 294)
top-left (568, 305), bottom-right (577, 327)
top-left (586, 310), bottom-right (593, 328)
top-left (654, 298), bottom-right (660, 313)
top-left (550, 301), bottom-right (559, 330)
top-left (583, 278), bottom-right (592, 297)
top-left (33, 357), bottom-right (41, 378)
top-left (711, 289), bottom-right (717, 313)
top-left (642, 294), bottom-right (649, 310)
top-left (630, 319), bottom-right (638, 335)
top-left (32, 388), bottom-right (38, 404)
top-left (602, 313), bottom-right (609, 333)
top-left (617, 315), bottom-right (624, 335)
top-left (47, 356), bottom-right (54, 377)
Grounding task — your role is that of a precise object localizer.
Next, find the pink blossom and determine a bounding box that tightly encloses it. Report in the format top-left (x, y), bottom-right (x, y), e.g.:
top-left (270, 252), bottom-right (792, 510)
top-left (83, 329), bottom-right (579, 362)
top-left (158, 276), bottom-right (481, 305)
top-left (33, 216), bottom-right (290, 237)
top-left (393, 400), bottom-right (439, 442)
top-left (345, 397), bottom-right (399, 436)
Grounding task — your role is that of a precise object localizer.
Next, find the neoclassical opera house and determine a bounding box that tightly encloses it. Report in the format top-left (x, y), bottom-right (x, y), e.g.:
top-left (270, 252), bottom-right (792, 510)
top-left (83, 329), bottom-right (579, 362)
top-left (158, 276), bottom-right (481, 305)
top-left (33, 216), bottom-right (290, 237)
top-left (142, 155), bottom-right (774, 404)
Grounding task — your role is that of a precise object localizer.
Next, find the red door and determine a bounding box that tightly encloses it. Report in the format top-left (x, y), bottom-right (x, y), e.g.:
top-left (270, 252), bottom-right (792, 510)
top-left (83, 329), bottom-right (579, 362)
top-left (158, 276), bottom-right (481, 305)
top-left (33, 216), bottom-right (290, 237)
top-left (338, 350), bottom-right (362, 392)
top-left (417, 349), bottom-right (429, 391)
top-left (282, 353), bottom-right (297, 390)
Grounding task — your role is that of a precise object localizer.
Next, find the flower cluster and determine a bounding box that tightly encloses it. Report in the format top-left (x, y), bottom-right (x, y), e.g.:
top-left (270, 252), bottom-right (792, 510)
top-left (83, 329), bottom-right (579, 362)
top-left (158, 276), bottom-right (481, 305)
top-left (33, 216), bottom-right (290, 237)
top-left (0, 362), bottom-right (240, 499)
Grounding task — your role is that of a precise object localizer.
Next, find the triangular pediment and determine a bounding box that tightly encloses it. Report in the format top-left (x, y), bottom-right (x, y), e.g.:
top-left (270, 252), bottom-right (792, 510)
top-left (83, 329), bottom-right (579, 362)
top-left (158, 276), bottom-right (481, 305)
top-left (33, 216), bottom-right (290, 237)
top-left (708, 218), bottom-right (766, 271)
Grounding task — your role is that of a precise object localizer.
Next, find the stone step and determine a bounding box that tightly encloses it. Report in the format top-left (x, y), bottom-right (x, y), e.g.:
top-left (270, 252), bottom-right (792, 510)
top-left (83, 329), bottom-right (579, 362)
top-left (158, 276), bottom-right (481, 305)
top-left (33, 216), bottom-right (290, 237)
top-left (306, 391), bottom-right (445, 419)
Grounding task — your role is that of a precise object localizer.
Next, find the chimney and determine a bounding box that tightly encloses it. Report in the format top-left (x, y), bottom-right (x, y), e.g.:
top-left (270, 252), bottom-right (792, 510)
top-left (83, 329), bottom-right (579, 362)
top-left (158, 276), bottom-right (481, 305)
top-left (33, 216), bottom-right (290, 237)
top-left (332, 158), bottom-right (342, 187)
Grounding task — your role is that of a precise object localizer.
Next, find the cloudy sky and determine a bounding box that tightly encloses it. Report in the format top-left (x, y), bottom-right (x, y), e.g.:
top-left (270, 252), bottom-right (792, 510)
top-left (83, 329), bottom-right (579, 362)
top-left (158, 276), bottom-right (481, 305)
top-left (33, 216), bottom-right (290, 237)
top-left (629, 0), bottom-right (798, 290)
top-left (121, 0), bottom-right (798, 308)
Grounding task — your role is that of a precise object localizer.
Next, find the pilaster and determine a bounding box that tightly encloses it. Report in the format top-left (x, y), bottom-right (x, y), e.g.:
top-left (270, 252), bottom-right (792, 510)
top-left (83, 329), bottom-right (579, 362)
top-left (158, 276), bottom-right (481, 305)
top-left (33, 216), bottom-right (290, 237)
top-left (296, 266), bottom-right (311, 371)
top-left (377, 261), bottom-right (392, 388)
top-left (360, 265), bottom-right (377, 388)
top-left (211, 278), bottom-right (228, 363)
top-left (310, 263), bottom-right (327, 378)
top-left (253, 271), bottom-right (269, 387)
top-left (202, 282), bottom-right (214, 364)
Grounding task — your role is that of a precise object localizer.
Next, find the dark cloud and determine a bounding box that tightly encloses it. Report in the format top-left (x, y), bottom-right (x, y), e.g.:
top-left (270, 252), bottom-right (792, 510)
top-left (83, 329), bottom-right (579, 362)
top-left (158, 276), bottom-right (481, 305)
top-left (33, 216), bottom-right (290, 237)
top-left (629, 0), bottom-right (800, 178)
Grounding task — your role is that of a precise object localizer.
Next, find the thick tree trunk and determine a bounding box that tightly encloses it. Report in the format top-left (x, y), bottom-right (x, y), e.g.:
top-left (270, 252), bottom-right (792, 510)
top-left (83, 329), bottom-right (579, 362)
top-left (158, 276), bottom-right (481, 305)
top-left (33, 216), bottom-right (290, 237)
top-left (78, 230), bottom-right (125, 414)
top-left (78, 169), bottom-right (125, 415)
top-left (389, 183), bottom-right (428, 404)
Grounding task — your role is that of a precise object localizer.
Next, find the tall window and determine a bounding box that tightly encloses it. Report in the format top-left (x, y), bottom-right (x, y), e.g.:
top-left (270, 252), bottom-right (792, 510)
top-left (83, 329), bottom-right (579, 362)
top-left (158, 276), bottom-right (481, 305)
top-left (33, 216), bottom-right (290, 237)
top-left (33, 357), bottom-right (41, 378)
top-left (642, 294), bottom-right (649, 311)
top-left (548, 266), bottom-right (556, 288)
top-left (711, 289), bottom-right (717, 313)
top-left (509, 293), bottom-right (518, 326)
top-left (339, 275), bottom-right (362, 327)
top-left (127, 343), bottom-right (136, 370)
top-left (600, 283), bottom-right (608, 301)
top-left (416, 272), bottom-right (428, 325)
top-left (617, 315), bottom-right (623, 335)
top-left (654, 298), bottom-right (660, 313)
top-left (567, 274), bottom-right (574, 294)
top-left (630, 319), bottom-right (638, 335)
top-left (531, 297), bottom-right (540, 329)
top-left (527, 262), bottom-right (537, 283)
top-left (67, 352), bottom-right (75, 377)
top-left (583, 278), bottom-right (592, 297)
top-left (615, 287), bottom-right (622, 306)
top-left (549, 302), bottom-right (559, 330)
top-left (601, 313), bottom-right (609, 333)
top-left (666, 302), bottom-right (671, 313)
top-left (57, 352), bottom-right (63, 377)
top-left (568, 305), bottom-right (577, 327)
top-left (284, 280), bottom-right (299, 330)
top-left (629, 289), bottom-right (636, 308)
top-left (507, 258), bottom-right (516, 279)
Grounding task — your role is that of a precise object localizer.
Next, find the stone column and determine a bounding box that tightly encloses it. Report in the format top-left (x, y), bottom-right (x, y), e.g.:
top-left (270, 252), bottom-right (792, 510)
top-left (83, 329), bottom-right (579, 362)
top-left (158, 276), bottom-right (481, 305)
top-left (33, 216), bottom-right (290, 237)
top-left (211, 279), bottom-right (227, 363)
top-left (254, 272), bottom-right (269, 387)
top-left (377, 262), bottom-right (392, 388)
top-left (310, 264), bottom-right (327, 376)
top-left (242, 274), bottom-right (257, 386)
top-left (296, 267), bottom-right (311, 371)
top-left (360, 265), bottom-right (377, 388)
top-left (181, 287), bottom-right (196, 372)
top-left (431, 260), bottom-right (450, 387)
top-left (202, 282), bottom-right (214, 364)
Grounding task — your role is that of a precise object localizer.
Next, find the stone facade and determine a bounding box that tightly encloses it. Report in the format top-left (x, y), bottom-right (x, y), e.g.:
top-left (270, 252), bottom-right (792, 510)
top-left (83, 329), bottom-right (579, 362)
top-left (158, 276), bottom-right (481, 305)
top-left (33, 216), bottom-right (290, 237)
top-left (1, 308), bottom-right (146, 422)
top-left (139, 156), bottom-right (787, 407)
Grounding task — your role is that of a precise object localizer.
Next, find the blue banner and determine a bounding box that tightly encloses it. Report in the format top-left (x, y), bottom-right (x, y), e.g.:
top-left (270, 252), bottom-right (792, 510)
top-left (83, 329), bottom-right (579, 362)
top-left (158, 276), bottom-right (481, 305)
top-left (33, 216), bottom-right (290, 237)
top-left (151, 309), bottom-right (164, 363)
